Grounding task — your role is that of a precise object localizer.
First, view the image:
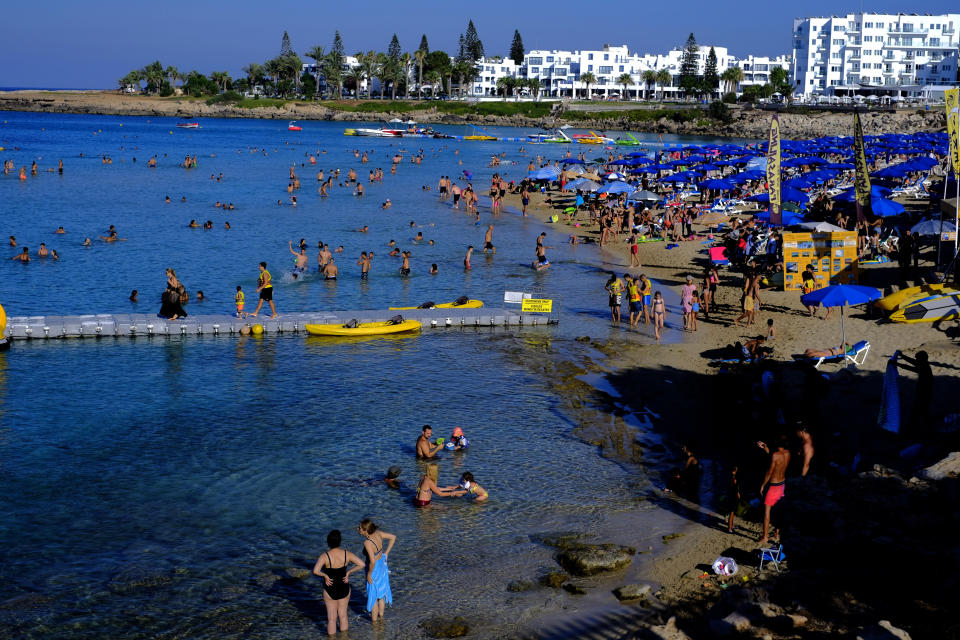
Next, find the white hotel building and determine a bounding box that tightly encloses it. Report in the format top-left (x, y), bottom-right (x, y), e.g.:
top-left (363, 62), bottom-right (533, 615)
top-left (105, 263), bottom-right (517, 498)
top-left (792, 12), bottom-right (960, 97)
top-left (471, 44), bottom-right (790, 99)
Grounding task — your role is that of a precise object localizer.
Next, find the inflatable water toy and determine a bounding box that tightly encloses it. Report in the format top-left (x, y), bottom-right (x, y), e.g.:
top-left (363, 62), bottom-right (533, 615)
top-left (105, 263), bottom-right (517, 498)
top-left (288, 121), bottom-right (302, 131)
top-left (304, 319), bottom-right (422, 336)
top-left (889, 291), bottom-right (960, 323)
top-left (388, 299), bottom-right (482, 310)
top-left (875, 283), bottom-right (949, 312)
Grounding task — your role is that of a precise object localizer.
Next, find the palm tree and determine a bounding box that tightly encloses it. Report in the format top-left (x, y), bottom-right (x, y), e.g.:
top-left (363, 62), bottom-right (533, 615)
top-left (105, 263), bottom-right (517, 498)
top-left (343, 67), bottom-right (363, 97)
top-left (495, 77), bottom-right (508, 100)
top-left (413, 49), bottom-right (427, 99)
top-left (617, 73), bottom-right (633, 100)
top-left (141, 61), bottom-right (165, 94)
top-left (655, 69), bottom-right (672, 103)
top-left (322, 52), bottom-right (344, 99)
top-left (424, 70), bottom-right (441, 98)
top-left (243, 63), bottom-right (263, 91)
top-left (165, 66), bottom-right (179, 93)
top-left (118, 70), bottom-right (141, 92)
top-left (721, 67), bottom-right (745, 98)
top-left (526, 77), bottom-right (540, 101)
top-left (579, 71), bottom-right (596, 100)
top-left (641, 70), bottom-right (657, 101)
top-left (304, 45), bottom-right (325, 99)
top-left (399, 52), bottom-right (411, 98)
top-left (210, 71), bottom-right (230, 93)
top-left (263, 59), bottom-right (282, 96)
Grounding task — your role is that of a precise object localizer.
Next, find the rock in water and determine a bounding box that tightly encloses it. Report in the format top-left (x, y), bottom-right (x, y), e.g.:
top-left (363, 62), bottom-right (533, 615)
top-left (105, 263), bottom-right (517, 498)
top-left (857, 620), bottom-right (912, 640)
top-left (506, 579), bottom-right (534, 592)
top-left (613, 583), bottom-right (651, 601)
top-left (421, 616), bottom-right (470, 638)
top-left (556, 543), bottom-right (635, 576)
top-left (540, 572), bottom-right (568, 588)
top-left (644, 616), bottom-right (691, 640)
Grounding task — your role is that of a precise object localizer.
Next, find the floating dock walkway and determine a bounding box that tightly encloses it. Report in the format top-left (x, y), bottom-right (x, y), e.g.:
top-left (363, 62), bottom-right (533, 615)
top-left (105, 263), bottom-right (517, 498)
top-left (3, 306), bottom-right (558, 341)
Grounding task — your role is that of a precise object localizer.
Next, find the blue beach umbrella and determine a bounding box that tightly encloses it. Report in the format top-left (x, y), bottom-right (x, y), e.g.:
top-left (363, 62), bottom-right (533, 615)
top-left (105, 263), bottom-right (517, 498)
top-left (871, 198), bottom-right (905, 217)
top-left (597, 181), bottom-right (635, 195)
top-left (800, 284), bottom-right (882, 349)
top-left (833, 185), bottom-right (892, 202)
top-left (529, 167), bottom-right (560, 181)
top-left (700, 178), bottom-right (735, 191)
top-left (559, 158), bottom-right (586, 165)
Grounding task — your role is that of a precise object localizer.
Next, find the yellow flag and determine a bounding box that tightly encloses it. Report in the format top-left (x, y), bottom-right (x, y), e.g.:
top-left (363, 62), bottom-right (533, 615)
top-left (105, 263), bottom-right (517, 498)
top-left (947, 88), bottom-right (960, 180)
top-left (766, 115), bottom-right (781, 226)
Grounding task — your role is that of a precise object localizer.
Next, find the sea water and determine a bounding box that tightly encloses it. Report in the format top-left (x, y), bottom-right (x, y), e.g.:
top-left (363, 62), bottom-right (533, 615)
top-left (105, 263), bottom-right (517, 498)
top-left (0, 111), bottom-right (742, 638)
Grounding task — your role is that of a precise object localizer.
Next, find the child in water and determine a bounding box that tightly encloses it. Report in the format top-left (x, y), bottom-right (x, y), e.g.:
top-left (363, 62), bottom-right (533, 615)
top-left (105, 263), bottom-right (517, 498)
top-left (445, 427), bottom-right (469, 451)
top-left (458, 472), bottom-right (488, 502)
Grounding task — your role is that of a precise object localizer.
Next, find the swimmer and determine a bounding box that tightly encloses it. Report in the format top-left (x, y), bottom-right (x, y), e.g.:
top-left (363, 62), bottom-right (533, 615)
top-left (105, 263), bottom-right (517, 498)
top-left (130, 289), bottom-right (139, 302)
top-left (188, 219), bottom-right (199, 228)
top-left (458, 472), bottom-right (488, 502)
top-left (12, 247), bottom-right (30, 262)
top-left (196, 290), bottom-right (205, 301)
top-left (323, 257), bottom-right (338, 280)
top-left (384, 466), bottom-right (402, 489)
top-left (399, 251), bottom-right (410, 276)
top-left (483, 224), bottom-right (495, 254)
top-left (9, 236), bottom-right (16, 247)
top-left (355, 226), bottom-right (369, 233)
top-left (416, 425), bottom-right (443, 459)
top-left (51, 250), bottom-right (59, 260)
top-left (414, 232), bottom-right (423, 242)
top-left (83, 237), bottom-right (91, 247)
top-left (37, 243), bottom-right (49, 258)
top-left (447, 427), bottom-right (469, 451)
top-left (381, 199), bottom-right (392, 209)
top-left (335, 245), bottom-right (344, 253)
top-left (429, 263), bottom-right (438, 275)
top-left (464, 245), bottom-right (473, 270)
top-left (55, 226), bottom-right (66, 234)
top-left (225, 221), bottom-right (231, 230)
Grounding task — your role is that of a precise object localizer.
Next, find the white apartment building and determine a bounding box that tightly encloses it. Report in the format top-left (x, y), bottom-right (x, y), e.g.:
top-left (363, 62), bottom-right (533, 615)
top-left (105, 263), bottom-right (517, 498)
top-left (792, 12), bottom-right (960, 97)
top-left (470, 44), bottom-right (790, 99)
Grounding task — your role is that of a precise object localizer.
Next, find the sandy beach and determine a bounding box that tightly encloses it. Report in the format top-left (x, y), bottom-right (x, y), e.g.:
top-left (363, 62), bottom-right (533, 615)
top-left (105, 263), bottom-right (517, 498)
top-left (493, 182), bottom-right (960, 638)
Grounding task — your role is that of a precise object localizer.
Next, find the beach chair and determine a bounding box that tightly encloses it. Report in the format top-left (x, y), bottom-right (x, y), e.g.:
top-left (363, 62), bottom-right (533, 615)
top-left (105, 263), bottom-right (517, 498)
top-left (796, 340), bottom-right (871, 369)
top-left (759, 543), bottom-right (785, 573)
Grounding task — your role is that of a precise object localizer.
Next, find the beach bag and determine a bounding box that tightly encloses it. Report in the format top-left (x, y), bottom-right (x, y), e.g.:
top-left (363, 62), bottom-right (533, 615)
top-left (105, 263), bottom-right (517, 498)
top-left (453, 296), bottom-right (469, 306)
top-left (387, 315), bottom-right (404, 325)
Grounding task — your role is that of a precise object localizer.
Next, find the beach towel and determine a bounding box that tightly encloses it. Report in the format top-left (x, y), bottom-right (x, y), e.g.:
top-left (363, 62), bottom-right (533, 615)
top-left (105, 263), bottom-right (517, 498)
top-left (878, 355), bottom-right (901, 434)
top-left (365, 556), bottom-right (392, 611)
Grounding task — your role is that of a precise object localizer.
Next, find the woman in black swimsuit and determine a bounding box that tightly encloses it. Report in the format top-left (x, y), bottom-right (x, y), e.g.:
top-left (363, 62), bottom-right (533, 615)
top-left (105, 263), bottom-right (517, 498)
top-left (312, 530), bottom-right (365, 636)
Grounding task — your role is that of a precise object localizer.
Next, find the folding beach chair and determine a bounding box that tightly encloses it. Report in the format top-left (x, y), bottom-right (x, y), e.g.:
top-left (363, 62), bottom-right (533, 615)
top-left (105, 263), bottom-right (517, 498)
top-left (759, 543), bottom-right (785, 573)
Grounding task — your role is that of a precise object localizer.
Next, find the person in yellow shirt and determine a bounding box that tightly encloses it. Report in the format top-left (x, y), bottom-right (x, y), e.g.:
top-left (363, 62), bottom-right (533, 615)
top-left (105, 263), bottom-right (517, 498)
top-left (625, 274), bottom-right (642, 327)
top-left (250, 261), bottom-right (277, 318)
top-left (235, 285), bottom-right (245, 318)
top-left (639, 274), bottom-right (652, 325)
top-left (605, 272), bottom-right (624, 323)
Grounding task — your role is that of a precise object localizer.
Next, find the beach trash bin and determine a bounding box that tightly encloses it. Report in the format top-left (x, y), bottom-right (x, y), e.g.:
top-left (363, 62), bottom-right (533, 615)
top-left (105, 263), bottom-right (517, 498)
top-left (712, 556), bottom-right (738, 576)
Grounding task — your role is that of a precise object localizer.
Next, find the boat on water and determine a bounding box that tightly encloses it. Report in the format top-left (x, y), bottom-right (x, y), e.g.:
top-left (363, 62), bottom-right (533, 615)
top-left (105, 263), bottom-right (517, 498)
top-left (388, 298), bottom-right (483, 310)
top-left (573, 131), bottom-right (614, 144)
top-left (615, 133), bottom-right (643, 146)
top-left (288, 121), bottom-right (302, 131)
top-left (176, 122), bottom-right (200, 129)
top-left (304, 319), bottom-right (422, 336)
top-left (527, 129), bottom-right (572, 143)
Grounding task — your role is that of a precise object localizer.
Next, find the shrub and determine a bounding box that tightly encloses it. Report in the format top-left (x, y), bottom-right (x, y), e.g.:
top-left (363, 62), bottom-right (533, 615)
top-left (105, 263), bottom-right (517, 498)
top-left (706, 100), bottom-right (731, 123)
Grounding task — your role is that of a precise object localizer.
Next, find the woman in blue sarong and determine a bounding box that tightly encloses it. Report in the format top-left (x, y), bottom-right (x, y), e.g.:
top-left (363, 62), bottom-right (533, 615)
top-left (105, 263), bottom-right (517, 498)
top-left (358, 518), bottom-right (396, 622)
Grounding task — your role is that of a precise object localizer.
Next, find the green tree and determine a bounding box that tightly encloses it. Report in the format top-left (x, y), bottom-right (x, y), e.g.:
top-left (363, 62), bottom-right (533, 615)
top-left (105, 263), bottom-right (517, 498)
top-left (304, 46), bottom-right (325, 98)
top-left (210, 71), bottom-right (231, 93)
top-left (118, 70), bottom-right (141, 92)
top-left (770, 66), bottom-right (792, 97)
top-left (720, 67), bottom-right (744, 96)
top-left (527, 77), bottom-right (541, 100)
top-left (358, 51), bottom-right (379, 98)
top-left (300, 70), bottom-right (316, 98)
top-left (702, 47), bottom-right (719, 101)
top-left (419, 34), bottom-right (429, 54)
top-left (424, 69), bottom-right (441, 97)
top-left (464, 20), bottom-right (484, 61)
top-left (579, 71), bottom-right (596, 100)
top-left (678, 33), bottom-right (700, 99)
top-left (243, 63), bottom-right (264, 91)
top-left (263, 58), bottom-right (281, 95)
top-left (343, 66), bottom-right (362, 96)
top-left (281, 31), bottom-right (293, 57)
top-left (496, 76), bottom-right (509, 99)
top-left (413, 48), bottom-right (427, 98)
top-left (165, 66), bottom-right (179, 92)
top-left (617, 72), bottom-right (633, 100)
top-left (141, 60), bottom-right (165, 94)
top-left (509, 30), bottom-right (525, 66)
top-left (325, 32), bottom-right (346, 99)
top-left (641, 70), bottom-right (657, 100)
top-left (388, 34), bottom-right (402, 65)
top-left (655, 69), bottom-right (672, 103)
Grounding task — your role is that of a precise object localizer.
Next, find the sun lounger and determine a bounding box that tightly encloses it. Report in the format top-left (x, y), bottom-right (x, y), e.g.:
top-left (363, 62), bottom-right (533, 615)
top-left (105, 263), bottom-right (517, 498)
top-left (793, 340), bottom-right (870, 369)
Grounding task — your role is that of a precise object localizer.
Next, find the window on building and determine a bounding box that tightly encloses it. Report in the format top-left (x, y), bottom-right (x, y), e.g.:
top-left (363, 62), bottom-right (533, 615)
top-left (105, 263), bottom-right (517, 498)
top-left (864, 35), bottom-right (872, 42)
top-left (864, 22), bottom-right (873, 28)
top-left (598, 66), bottom-right (613, 74)
top-left (603, 54), bottom-right (609, 61)
top-left (531, 67), bottom-right (539, 74)
top-left (619, 65), bottom-right (624, 72)
top-left (587, 64), bottom-right (593, 71)
top-left (832, 38), bottom-right (844, 45)
top-left (554, 68), bottom-right (567, 76)
top-left (588, 54), bottom-right (593, 60)
top-left (834, 25), bottom-right (844, 32)
top-left (832, 53), bottom-right (841, 59)
top-left (876, 22), bottom-right (884, 28)
top-left (831, 79), bottom-right (839, 85)
top-left (812, 25), bottom-right (818, 31)
top-left (930, 38), bottom-right (940, 46)
top-left (528, 57), bottom-right (543, 65)
top-left (546, 56), bottom-right (554, 62)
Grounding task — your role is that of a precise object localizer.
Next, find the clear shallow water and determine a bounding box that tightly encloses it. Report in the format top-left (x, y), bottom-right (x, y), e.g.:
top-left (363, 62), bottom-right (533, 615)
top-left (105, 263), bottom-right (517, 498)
top-left (0, 112), bottom-right (728, 638)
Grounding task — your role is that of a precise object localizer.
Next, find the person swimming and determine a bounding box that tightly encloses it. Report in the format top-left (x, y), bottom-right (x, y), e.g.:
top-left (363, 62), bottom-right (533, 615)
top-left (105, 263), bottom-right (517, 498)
top-left (458, 472), bottom-right (488, 502)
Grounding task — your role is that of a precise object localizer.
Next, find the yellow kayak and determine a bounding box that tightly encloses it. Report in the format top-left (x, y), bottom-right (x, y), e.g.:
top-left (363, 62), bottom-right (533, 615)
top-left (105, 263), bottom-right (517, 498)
top-left (304, 319), bottom-right (422, 336)
top-left (463, 135), bottom-right (497, 141)
top-left (876, 283), bottom-right (949, 312)
top-left (388, 299), bottom-right (483, 310)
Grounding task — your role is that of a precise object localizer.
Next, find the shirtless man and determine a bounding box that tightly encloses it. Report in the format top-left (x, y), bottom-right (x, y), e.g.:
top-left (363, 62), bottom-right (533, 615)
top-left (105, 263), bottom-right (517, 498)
top-left (289, 241), bottom-right (309, 278)
top-left (483, 225), bottom-right (495, 254)
top-left (416, 425), bottom-right (443, 459)
top-left (399, 251), bottom-right (411, 276)
top-left (37, 243), bottom-right (49, 258)
top-left (12, 247), bottom-right (30, 262)
top-left (463, 245), bottom-right (473, 270)
top-left (757, 435), bottom-right (791, 545)
top-left (357, 252), bottom-right (371, 280)
top-left (323, 257), bottom-right (338, 280)
top-left (796, 426), bottom-right (814, 477)
top-left (318, 243), bottom-right (332, 271)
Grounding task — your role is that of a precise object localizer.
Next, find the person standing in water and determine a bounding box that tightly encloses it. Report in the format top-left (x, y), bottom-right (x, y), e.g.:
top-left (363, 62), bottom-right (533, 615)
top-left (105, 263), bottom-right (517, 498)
top-left (288, 241), bottom-right (308, 278)
top-left (313, 529), bottom-right (365, 636)
top-left (483, 225), bottom-right (496, 254)
top-left (358, 519), bottom-right (396, 623)
top-left (463, 245), bottom-right (473, 270)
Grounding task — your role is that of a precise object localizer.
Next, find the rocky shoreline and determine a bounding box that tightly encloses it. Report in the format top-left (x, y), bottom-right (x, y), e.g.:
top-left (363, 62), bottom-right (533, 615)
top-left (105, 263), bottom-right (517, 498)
top-left (0, 90), bottom-right (946, 140)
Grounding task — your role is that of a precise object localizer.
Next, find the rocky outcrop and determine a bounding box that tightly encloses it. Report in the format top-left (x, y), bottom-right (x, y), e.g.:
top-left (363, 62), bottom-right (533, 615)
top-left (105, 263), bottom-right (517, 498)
top-left (556, 543), bottom-right (635, 576)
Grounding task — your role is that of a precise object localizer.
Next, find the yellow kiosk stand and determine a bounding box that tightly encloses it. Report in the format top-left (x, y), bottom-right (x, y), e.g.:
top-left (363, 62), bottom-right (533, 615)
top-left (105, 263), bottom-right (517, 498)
top-left (782, 231), bottom-right (859, 291)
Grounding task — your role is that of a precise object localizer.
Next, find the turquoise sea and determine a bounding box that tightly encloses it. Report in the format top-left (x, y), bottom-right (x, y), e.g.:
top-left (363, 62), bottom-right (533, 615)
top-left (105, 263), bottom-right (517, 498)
top-left (0, 111), bottom-right (743, 638)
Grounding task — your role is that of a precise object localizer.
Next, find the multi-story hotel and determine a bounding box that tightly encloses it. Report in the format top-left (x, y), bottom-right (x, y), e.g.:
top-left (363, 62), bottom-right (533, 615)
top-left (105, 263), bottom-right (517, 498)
top-left (792, 12), bottom-right (960, 97)
top-left (471, 44), bottom-right (789, 99)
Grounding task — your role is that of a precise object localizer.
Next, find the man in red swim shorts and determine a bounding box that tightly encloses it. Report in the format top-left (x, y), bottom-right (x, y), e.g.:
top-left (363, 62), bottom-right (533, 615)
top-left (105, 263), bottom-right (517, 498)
top-left (758, 435), bottom-right (791, 545)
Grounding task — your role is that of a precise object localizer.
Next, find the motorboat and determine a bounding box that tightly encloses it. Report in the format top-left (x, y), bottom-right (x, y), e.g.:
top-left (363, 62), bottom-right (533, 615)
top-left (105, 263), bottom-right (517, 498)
top-left (288, 121), bottom-right (302, 131)
top-left (528, 129), bottom-right (572, 143)
top-left (176, 122), bottom-right (200, 129)
top-left (573, 131), bottom-right (614, 144)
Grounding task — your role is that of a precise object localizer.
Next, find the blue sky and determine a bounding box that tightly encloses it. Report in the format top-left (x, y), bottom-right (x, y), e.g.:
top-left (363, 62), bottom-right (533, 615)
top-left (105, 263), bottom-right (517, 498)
top-left (3, 0), bottom-right (958, 88)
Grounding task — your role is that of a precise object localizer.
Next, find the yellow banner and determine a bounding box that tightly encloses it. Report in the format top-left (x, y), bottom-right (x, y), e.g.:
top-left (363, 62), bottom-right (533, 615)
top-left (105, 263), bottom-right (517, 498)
top-left (766, 115), bottom-right (781, 225)
top-left (521, 298), bottom-right (553, 313)
top-left (947, 88), bottom-right (960, 180)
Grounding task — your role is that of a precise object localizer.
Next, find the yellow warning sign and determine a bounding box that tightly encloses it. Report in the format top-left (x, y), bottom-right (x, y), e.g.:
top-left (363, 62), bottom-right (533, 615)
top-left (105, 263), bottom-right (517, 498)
top-left (522, 298), bottom-right (553, 313)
